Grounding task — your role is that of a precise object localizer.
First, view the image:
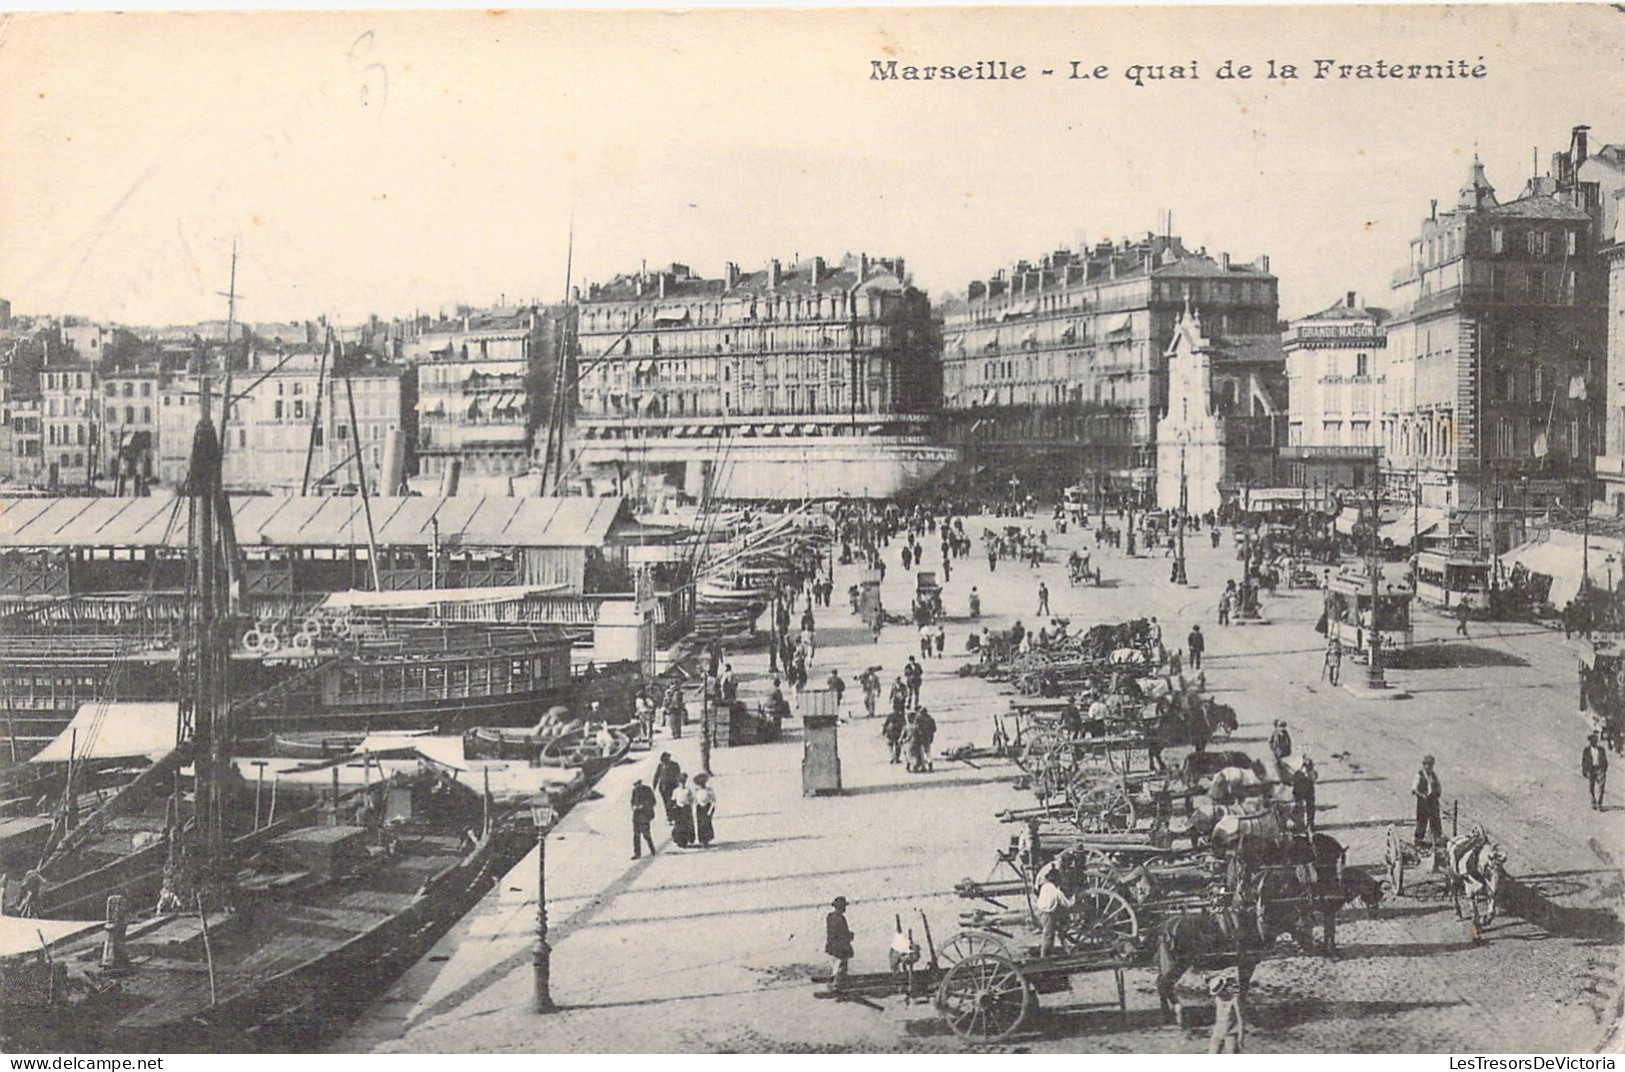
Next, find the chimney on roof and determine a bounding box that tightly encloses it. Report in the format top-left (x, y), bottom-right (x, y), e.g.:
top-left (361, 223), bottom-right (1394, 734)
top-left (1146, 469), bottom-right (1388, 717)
top-left (1573, 125), bottom-right (1590, 168)
top-left (893, 257), bottom-right (905, 282)
top-left (1430, 199), bottom-right (1438, 222)
top-left (859, 253), bottom-right (870, 278)
top-left (809, 257), bottom-right (824, 286)
top-left (1258, 255), bottom-right (1270, 274)
top-left (725, 262), bottom-right (740, 290)
top-left (968, 280), bottom-right (986, 301)
top-left (1346, 291), bottom-right (1357, 309)
top-left (1221, 253), bottom-right (1230, 270)
top-left (658, 272), bottom-right (668, 300)
top-left (769, 259), bottom-right (782, 288)
top-left (462, 314), bottom-right (470, 332)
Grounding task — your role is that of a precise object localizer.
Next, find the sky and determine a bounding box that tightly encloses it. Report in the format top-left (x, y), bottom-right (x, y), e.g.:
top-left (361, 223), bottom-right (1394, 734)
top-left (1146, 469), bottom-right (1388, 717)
top-left (0, 5), bottom-right (1620, 327)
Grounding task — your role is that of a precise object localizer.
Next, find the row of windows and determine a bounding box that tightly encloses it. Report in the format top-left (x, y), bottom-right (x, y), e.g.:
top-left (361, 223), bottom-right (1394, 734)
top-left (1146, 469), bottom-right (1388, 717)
top-left (104, 381), bottom-right (155, 399)
top-left (46, 424), bottom-right (88, 446)
top-left (42, 372), bottom-right (87, 391)
top-left (106, 406), bottom-right (153, 425)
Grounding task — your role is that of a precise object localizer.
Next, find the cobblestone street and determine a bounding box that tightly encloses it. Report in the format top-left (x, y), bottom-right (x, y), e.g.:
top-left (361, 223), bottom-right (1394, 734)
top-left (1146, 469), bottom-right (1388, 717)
top-left (344, 518), bottom-right (1624, 1053)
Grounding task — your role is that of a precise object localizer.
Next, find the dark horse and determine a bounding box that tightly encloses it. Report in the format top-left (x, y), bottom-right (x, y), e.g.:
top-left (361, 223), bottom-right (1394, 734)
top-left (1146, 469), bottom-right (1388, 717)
top-left (1154, 832), bottom-right (1354, 1022)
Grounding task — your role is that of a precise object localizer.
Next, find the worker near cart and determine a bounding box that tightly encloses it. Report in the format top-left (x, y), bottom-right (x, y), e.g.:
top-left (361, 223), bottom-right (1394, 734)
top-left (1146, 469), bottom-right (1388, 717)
top-left (1208, 971), bottom-right (1246, 1053)
top-left (1413, 755), bottom-right (1443, 848)
top-left (1187, 625), bottom-right (1205, 670)
top-left (1583, 732), bottom-right (1609, 811)
top-left (1292, 756), bottom-right (1319, 834)
top-left (883, 705), bottom-right (907, 764)
top-left (859, 667), bottom-right (881, 718)
top-left (825, 897), bottom-right (855, 991)
top-left (1034, 872), bottom-right (1075, 956)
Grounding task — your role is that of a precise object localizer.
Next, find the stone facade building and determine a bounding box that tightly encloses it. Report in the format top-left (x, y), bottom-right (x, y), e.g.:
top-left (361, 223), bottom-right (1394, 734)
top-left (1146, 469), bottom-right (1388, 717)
top-left (569, 255), bottom-right (949, 500)
top-left (1154, 309), bottom-right (1288, 515)
top-left (157, 345), bottom-right (406, 494)
top-left (1282, 293), bottom-right (1389, 491)
top-left (99, 369), bottom-right (159, 485)
top-left (939, 234), bottom-right (1277, 502)
top-left (40, 359), bottom-right (99, 486)
top-left (1382, 156), bottom-right (1606, 534)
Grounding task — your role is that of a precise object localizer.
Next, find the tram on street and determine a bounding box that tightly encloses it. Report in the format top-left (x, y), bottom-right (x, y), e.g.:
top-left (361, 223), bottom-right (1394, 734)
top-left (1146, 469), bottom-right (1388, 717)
top-left (1324, 564), bottom-right (1415, 659)
top-left (1414, 533), bottom-right (1493, 614)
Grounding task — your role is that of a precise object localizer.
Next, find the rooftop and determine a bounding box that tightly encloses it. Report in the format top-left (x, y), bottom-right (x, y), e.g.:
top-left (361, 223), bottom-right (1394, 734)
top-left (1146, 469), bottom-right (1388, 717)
top-left (0, 494), bottom-right (633, 551)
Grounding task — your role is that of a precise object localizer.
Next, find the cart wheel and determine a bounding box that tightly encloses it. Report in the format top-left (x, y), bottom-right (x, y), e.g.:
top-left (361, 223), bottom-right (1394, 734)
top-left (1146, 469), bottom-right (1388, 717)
top-left (1065, 884), bottom-right (1140, 951)
top-left (1385, 824), bottom-right (1405, 897)
top-left (1073, 781), bottom-right (1136, 833)
top-left (935, 953), bottom-right (1032, 1043)
top-left (940, 930), bottom-right (1013, 966)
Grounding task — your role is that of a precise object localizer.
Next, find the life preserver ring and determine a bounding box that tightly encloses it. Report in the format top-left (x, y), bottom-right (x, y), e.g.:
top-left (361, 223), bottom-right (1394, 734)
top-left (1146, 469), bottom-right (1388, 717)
top-left (301, 617), bottom-right (322, 638)
top-left (259, 632), bottom-right (282, 654)
top-left (330, 616), bottom-right (352, 638)
top-left (242, 630), bottom-right (264, 652)
top-left (292, 632), bottom-right (315, 651)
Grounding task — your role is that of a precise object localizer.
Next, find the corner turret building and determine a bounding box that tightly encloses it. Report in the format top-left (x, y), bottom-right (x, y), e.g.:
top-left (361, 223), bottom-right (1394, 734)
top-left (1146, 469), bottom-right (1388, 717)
top-left (569, 255), bottom-right (951, 501)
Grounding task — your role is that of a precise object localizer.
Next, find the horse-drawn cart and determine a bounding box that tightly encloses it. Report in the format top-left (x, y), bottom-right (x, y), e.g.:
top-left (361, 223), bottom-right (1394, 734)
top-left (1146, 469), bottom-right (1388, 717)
top-left (1384, 803), bottom-right (1506, 937)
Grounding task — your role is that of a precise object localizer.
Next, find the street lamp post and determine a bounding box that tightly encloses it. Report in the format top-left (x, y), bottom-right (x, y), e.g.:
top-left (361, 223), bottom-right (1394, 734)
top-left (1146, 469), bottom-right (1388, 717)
top-left (1364, 475), bottom-right (1387, 690)
top-left (1173, 439), bottom-right (1189, 585)
top-left (532, 799), bottom-right (558, 1013)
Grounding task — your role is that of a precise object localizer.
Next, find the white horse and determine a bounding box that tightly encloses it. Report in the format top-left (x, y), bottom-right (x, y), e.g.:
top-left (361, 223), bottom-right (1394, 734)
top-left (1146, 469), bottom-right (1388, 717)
top-left (1444, 826), bottom-right (1506, 930)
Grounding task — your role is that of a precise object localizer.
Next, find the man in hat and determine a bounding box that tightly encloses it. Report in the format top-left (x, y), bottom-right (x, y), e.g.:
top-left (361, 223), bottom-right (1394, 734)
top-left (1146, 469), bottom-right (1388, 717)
top-left (1413, 754), bottom-right (1443, 847)
top-left (1582, 732), bottom-right (1609, 811)
top-left (825, 896), bottom-right (855, 991)
top-left (1268, 719), bottom-right (1293, 763)
top-left (652, 752), bottom-right (682, 822)
top-left (1208, 971), bottom-right (1245, 1053)
top-left (630, 778), bottom-right (658, 860)
top-left (1187, 624), bottom-right (1205, 670)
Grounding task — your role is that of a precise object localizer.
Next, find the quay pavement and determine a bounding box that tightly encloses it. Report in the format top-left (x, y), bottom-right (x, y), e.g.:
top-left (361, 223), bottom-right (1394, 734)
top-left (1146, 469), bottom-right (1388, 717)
top-left (341, 513), bottom-right (1623, 1053)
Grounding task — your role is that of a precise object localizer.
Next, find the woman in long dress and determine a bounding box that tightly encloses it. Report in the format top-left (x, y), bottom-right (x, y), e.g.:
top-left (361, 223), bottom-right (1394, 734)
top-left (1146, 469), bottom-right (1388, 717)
top-left (671, 773), bottom-right (696, 847)
top-left (692, 773), bottom-right (717, 848)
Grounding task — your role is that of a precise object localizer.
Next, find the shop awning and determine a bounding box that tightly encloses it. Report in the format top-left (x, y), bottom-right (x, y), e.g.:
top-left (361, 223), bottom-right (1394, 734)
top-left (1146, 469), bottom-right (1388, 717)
top-left (31, 702), bottom-right (178, 764)
top-left (801, 423), bottom-right (819, 434)
top-left (653, 307), bottom-right (690, 325)
top-left (321, 584), bottom-right (566, 612)
top-left (1380, 506), bottom-right (1448, 543)
top-left (1107, 314), bottom-right (1133, 335)
top-left (1506, 530), bottom-right (1625, 607)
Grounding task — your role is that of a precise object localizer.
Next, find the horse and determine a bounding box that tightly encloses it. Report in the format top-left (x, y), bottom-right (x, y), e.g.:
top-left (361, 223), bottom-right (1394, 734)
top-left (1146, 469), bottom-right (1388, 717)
top-left (1444, 826), bottom-right (1506, 930)
top-left (1154, 867), bottom-right (1317, 1022)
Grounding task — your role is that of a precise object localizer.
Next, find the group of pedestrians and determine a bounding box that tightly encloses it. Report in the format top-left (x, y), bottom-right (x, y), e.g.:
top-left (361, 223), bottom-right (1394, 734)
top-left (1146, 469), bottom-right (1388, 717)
top-left (880, 655), bottom-right (935, 772)
top-left (635, 752), bottom-right (718, 857)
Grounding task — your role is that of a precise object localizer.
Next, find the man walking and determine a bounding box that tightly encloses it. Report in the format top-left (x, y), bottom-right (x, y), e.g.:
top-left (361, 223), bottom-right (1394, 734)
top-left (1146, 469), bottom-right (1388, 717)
top-left (825, 897), bottom-right (855, 992)
top-left (1037, 581), bottom-right (1051, 617)
top-left (1413, 754), bottom-right (1443, 848)
top-left (883, 705), bottom-right (907, 764)
top-left (1268, 719), bottom-right (1292, 763)
top-left (630, 778), bottom-right (658, 860)
top-left (1187, 624), bottom-right (1205, 670)
top-left (827, 668), bottom-right (846, 715)
top-left (652, 752), bottom-right (682, 822)
top-left (1322, 638), bottom-right (1342, 686)
top-left (1455, 601), bottom-right (1471, 638)
top-left (904, 656), bottom-right (923, 708)
top-left (914, 706), bottom-right (937, 773)
top-left (1583, 732), bottom-right (1609, 811)
top-left (859, 667), bottom-right (881, 718)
